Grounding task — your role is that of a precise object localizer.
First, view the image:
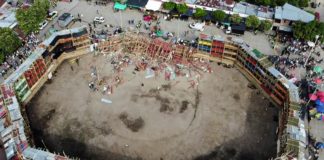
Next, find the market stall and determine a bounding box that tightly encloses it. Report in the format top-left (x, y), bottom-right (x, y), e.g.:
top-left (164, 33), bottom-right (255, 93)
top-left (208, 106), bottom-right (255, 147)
top-left (126, 0), bottom-right (148, 9)
top-left (114, 2), bottom-right (127, 11)
top-left (145, 0), bottom-right (162, 11)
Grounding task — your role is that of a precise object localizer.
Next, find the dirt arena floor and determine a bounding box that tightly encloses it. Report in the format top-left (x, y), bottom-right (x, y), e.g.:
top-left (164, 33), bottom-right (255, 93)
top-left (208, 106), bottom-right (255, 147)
top-left (26, 53), bottom-right (278, 160)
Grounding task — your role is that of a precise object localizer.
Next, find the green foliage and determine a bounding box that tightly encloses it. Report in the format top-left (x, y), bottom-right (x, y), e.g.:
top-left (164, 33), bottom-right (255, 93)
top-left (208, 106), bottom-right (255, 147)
top-left (259, 20), bottom-right (272, 31)
top-left (275, 0), bottom-right (288, 6)
top-left (245, 15), bottom-right (260, 29)
top-left (298, 0), bottom-right (309, 7)
top-left (16, 0), bottom-right (50, 34)
top-left (254, 0), bottom-right (271, 5)
top-left (0, 28), bottom-right (22, 63)
top-left (162, 2), bottom-right (176, 10)
top-left (292, 21), bottom-right (324, 43)
top-left (193, 8), bottom-right (207, 19)
top-left (176, 3), bottom-right (188, 14)
top-left (212, 10), bottom-right (226, 22)
top-left (230, 14), bottom-right (242, 24)
top-left (288, 0), bottom-right (299, 6)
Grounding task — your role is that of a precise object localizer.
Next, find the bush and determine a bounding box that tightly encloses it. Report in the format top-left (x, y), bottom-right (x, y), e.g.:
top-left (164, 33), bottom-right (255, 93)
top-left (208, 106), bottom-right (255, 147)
top-left (212, 10), bottom-right (226, 22)
top-left (176, 3), bottom-right (188, 14)
top-left (193, 8), bottom-right (207, 19)
top-left (162, 2), bottom-right (176, 10)
top-left (259, 20), bottom-right (273, 31)
top-left (245, 15), bottom-right (260, 29)
top-left (230, 14), bottom-right (242, 24)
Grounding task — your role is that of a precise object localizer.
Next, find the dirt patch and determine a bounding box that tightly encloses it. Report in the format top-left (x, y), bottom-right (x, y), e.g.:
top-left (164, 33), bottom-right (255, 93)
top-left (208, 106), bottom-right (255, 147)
top-left (158, 97), bottom-right (173, 113)
top-left (161, 83), bottom-right (171, 91)
top-left (179, 100), bottom-right (189, 113)
top-left (119, 112), bottom-right (144, 132)
top-left (233, 93), bottom-right (240, 101)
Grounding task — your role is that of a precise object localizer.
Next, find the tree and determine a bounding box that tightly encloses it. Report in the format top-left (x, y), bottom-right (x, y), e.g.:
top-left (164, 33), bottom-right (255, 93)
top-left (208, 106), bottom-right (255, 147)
top-left (162, 2), bottom-right (176, 10)
top-left (316, 22), bottom-right (324, 42)
top-left (229, 14), bottom-right (242, 24)
top-left (259, 20), bottom-right (272, 31)
top-left (212, 10), bottom-right (226, 22)
top-left (16, 0), bottom-right (50, 34)
top-left (245, 15), bottom-right (260, 30)
top-left (292, 20), bottom-right (324, 43)
top-left (292, 21), bottom-right (304, 39)
top-left (298, 0), bottom-right (309, 8)
top-left (0, 28), bottom-right (22, 63)
top-left (275, 0), bottom-right (288, 6)
top-left (193, 8), bottom-right (207, 19)
top-left (288, 0), bottom-right (299, 6)
top-left (176, 3), bottom-right (188, 14)
top-left (262, 0), bottom-right (271, 5)
top-left (255, 0), bottom-right (271, 5)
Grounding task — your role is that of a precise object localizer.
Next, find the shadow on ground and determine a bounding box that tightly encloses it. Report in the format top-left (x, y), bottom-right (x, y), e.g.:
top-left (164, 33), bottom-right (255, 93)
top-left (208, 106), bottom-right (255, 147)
top-left (193, 91), bottom-right (278, 160)
top-left (26, 81), bottom-right (278, 160)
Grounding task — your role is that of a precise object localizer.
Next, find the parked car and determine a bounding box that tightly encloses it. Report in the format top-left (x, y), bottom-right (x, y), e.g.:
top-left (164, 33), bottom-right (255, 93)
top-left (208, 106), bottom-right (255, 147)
top-left (94, 17), bottom-right (105, 24)
top-left (47, 11), bottom-right (58, 21)
top-left (58, 13), bottom-right (74, 27)
top-left (189, 22), bottom-right (205, 31)
top-left (39, 20), bottom-right (48, 30)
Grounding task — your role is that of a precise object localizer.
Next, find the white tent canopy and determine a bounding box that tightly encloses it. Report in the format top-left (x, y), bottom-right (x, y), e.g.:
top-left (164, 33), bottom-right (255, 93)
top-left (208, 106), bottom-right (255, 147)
top-left (145, 0), bottom-right (162, 11)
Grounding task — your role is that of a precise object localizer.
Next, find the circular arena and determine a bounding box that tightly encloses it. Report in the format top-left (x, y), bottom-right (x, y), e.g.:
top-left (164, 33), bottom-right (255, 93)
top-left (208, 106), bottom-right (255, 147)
top-left (1, 26), bottom-right (303, 160)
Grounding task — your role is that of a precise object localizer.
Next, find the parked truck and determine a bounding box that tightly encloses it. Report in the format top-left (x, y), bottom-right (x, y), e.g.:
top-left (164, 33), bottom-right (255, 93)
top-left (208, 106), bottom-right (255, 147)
top-left (225, 24), bottom-right (246, 36)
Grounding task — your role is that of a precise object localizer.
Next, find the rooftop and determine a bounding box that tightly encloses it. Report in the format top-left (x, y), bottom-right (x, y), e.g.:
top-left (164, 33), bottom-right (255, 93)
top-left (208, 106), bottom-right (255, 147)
top-left (275, 3), bottom-right (314, 22)
top-left (0, 6), bottom-right (17, 28)
top-left (233, 2), bottom-right (273, 19)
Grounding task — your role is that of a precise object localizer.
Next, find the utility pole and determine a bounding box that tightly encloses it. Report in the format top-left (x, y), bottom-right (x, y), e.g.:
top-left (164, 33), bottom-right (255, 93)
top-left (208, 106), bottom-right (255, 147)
top-left (304, 35), bottom-right (320, 68)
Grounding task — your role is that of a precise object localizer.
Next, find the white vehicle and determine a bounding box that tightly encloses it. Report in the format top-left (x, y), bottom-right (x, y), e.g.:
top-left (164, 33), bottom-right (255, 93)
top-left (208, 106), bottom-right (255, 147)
top-left (94, 17), bottom-right (105, 24)
top-left (39, 20), bottom-right (48, 30)
top-left (225, 26), bottom-right (231, 34)
top-left (47, 11), bottom-right (58, 21)
top-left (189, 22), bottom-right (205, 31)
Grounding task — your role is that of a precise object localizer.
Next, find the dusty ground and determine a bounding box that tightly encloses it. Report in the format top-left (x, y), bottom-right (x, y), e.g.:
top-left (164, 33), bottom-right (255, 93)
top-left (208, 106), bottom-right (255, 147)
top-left (27, 53), bottom-right (278, 160)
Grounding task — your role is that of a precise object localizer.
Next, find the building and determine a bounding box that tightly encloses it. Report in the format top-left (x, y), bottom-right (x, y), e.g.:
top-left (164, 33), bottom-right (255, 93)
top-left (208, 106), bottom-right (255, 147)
top-left (274, 3), bottom-right (315, 32)
top-left (0, 5), bottom-right (17, 29)
top-left (232, 2), bottom-right (274, 20)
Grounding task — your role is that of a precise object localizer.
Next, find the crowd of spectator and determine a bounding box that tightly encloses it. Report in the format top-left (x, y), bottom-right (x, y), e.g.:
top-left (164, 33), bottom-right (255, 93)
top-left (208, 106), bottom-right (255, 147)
top-left (0, 32), bottom-right (39, 79)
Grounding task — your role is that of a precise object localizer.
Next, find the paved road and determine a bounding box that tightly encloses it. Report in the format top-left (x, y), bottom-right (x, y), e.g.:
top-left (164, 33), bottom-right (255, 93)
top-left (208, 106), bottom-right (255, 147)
top-left (42, 0), bottom-right (275, 56)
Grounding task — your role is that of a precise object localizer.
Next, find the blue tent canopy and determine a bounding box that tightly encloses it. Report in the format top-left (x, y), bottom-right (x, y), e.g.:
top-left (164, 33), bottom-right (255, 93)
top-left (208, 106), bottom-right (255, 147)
top-left (316, 99), bottom-right (324, 106)
top-left (316, 105), bottom-right (324, 113)
top-left (316, 142), bottom-right (324, 149)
